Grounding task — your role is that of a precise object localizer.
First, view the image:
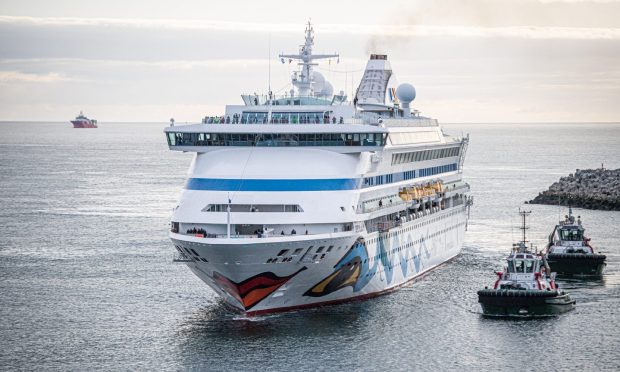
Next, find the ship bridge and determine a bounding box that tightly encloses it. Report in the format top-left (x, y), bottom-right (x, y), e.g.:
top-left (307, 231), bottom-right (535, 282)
top-left (165, 123), bottom-right (387, 153)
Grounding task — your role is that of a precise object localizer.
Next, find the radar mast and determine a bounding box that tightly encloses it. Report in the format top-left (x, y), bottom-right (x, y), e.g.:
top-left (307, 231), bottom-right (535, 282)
top-left (279, 21), bottom-right (338, 96)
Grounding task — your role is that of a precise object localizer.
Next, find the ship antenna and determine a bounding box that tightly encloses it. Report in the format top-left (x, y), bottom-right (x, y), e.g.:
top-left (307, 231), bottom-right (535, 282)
top-left (267, 32), bottom-right (273, 124)
top-left (268, 32), bottom-right (272, 96)
top-left (558, 195), bottom-right (561, 224)
top-left (510, 215), bottom-right (514, 243)
top-left (518, 208), bottom-right (531, 245)
top-left (279, 21), bottom-right (339, 97)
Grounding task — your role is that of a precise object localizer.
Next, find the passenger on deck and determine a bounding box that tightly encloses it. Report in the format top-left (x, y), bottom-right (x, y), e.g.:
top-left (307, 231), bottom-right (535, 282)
top-left (291, 229), bottom-right (297, 235)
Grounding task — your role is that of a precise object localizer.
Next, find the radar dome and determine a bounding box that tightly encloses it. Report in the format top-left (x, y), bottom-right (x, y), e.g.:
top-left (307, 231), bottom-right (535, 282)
top-left (312, 71), bottom-right (325, 94)
top-left (320, 81), bottom-right (334, 97)
top-left (396, 83), bottom-right (416, 105)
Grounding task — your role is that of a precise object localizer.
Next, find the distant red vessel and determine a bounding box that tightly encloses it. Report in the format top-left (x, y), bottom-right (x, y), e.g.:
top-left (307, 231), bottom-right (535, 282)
top-left (71, 111), bottom-right (98, 128)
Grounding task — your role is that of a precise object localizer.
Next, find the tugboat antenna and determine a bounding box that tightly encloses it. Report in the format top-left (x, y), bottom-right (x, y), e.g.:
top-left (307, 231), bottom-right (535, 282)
top-left (518, 208), bottom-right (531, 245)
top-left (558, 195), bottom-right (561, 224)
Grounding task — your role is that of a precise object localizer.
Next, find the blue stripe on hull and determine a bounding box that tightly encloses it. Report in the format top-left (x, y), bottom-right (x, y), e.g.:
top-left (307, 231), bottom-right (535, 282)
top-left (186, 178), bottom-right (361, 191)
top-left (185, 162), bottom-right (459, 191)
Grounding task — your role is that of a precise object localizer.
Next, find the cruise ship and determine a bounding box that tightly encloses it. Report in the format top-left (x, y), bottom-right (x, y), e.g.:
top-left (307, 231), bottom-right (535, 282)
top-left (165, 23), bottom-right (472, 315)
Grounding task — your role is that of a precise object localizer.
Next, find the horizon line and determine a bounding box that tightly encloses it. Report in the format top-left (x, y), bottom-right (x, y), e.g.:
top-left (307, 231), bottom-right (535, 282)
top-left (1, 120), bottom-right (619, 125)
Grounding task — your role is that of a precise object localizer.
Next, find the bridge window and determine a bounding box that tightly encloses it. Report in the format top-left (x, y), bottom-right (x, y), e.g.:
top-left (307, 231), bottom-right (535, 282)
top-left (559, 228), bottom-right (583, 241)
top-left (167, 132), bottom-right (386, 147)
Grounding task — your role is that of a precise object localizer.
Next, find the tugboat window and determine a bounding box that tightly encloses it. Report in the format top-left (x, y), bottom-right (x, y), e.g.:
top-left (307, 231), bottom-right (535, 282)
top-left (525, 260), bottom-right (534, 273)
top-left (513, 260), bottom-right (525, 273)
top-left (559, 228), bottom-right (583, 241)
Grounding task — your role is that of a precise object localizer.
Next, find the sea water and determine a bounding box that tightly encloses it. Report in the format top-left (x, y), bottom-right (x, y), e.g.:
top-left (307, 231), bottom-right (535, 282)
top-left (0, 122), bottom-right (618, 370)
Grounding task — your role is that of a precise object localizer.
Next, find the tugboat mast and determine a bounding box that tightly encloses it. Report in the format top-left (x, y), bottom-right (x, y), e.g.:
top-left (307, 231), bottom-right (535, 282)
top-left (517, 209), bottom-right (532, 251)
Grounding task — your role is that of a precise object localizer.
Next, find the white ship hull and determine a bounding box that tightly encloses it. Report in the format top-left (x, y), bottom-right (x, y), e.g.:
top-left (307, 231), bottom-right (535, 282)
top-left (165, 24), bottom-right (472, 315)
top-left (171, 205), bottom-right (467, 315)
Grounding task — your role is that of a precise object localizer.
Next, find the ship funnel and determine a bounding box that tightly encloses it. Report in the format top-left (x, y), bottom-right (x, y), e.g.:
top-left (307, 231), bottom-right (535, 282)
top-left (354, 54), bottom-right (393, 110)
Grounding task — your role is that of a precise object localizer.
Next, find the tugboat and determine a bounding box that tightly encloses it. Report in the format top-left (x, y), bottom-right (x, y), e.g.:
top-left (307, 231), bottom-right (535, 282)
top-left (546, 207), bottom-right (606, 277)
top-left (478, 210), bottom-right (576, 318)
top-left (71, 111), bottom-right (98, 128)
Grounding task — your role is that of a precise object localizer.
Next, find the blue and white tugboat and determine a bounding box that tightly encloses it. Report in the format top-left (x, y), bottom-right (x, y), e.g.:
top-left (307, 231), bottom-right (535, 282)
top-left (545, 207), bottom-right (606, 277)
top-left (478, 210), bottom-right (575, 318)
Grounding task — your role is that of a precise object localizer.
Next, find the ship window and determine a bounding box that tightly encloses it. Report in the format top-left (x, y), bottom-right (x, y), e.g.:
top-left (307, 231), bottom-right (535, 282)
top-left (168, 131), bottom-right (383, 147)
top-left (293, 248), bottom-right (303, 255)
top-left (316, 246), bottom-right (325, 253)
top-left (167, 133), bottom-right (176, 146)
top-left (512, 260), bottom-right (525, 273)
top-left (559, 228), bottom-right (583, 241)
top-left (277, 249), bottom-right (289, 256)
top-left (525, 260), bottom-right (535, 273)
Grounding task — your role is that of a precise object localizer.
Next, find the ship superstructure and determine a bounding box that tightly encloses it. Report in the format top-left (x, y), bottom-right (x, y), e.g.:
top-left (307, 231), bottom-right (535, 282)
top-left (165, 22), bottom-right (472, 315)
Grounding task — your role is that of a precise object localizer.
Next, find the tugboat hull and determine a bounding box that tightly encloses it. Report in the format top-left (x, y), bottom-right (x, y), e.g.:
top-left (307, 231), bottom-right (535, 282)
top-left (477, 289), bottom-right (575, 318)
top-left (546, 253), bottom-right (606, 277)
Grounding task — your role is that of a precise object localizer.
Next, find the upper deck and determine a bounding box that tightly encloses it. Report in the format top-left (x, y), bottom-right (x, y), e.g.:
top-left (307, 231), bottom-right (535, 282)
top-left (165, 23), bottom-right (457, 153)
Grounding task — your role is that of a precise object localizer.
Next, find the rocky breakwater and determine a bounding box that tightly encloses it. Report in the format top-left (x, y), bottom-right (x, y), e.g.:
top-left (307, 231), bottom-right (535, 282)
top-left (529, 168), bottom-right (620, 211)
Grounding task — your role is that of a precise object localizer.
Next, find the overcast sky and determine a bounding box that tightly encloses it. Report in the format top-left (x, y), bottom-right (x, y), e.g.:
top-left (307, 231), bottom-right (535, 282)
top-left (1, 0), bottom-right (619, 122)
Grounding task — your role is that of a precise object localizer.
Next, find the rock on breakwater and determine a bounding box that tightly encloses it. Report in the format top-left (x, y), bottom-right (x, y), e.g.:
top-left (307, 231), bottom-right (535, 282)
top-left (529, 168), bottom-right (620, 211)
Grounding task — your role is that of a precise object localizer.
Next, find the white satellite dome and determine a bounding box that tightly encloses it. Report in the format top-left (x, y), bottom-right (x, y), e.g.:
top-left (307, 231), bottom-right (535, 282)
top-left (396, 83), bottom-right (416, 105)
top-left (320, 81), bottom-right (333, 97)
top-left (312, 71), bottom-right (325, 94)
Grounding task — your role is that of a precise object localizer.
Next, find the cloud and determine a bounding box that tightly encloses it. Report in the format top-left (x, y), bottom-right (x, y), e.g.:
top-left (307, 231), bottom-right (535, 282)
top-left (0, 5), bottom-right (619, 123)
top-left (0, 70), bottom-right (74, 83)
top-left (0, 15), bottom-right (299, 32)
top-left (1, 15), bottom-right (620, 40)
top-left (0, 57), bottom-right (269, 70)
